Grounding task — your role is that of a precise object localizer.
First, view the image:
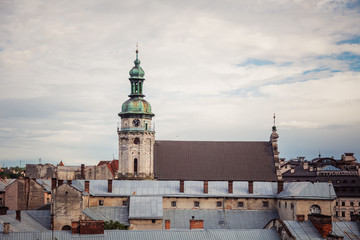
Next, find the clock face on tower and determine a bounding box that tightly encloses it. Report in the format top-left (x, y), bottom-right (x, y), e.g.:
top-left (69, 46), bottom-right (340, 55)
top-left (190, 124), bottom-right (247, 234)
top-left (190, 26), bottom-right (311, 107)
top-left (132, 118), bottom-right (140, 127)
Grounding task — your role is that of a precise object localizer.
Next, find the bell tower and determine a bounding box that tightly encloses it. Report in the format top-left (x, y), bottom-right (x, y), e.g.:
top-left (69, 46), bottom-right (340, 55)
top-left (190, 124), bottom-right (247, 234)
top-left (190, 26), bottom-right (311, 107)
top-left (118, 49), bottom-right (155, 179)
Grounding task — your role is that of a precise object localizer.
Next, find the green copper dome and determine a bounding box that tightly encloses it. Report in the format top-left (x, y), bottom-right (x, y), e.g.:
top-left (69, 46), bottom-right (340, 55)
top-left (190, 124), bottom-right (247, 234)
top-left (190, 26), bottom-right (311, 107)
top-left (129, 50), bottom-right (145, 79)
top-left (119, 97), bottom-right (154, 118)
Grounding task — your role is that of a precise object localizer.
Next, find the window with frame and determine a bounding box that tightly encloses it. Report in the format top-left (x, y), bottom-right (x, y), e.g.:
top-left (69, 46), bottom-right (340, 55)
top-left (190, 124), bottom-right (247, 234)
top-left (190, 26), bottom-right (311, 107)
top-left (335, 211), bottom-right (339, 217)
top-left (278, 201), bottom-right (281, 208)
top-left (0, 198), bottom-right (2, 206)
top-left (194, 201), bottom-right (200, 208)
top-left (216, 201), bottom-right (222, 207)
top-left (285, 202), bottom-right (287, 208)
top-left (291, 203), bottom-right (294, 210)
top-left (310, 205), bottom-right (321, 214)
top-left (263, 201), bottom-right (269, 208)
top-left (342, 201), bottom-right (345, 206)
top-left (99, 200), bottom-right (104, 206)
top-left (341, 211), bottom-right (345, 217)
top-left (336, 201), bottom-right (338, 206)
top-left (123, 200), bottom-right (128, 206)
top-left (152, 219), bottom-right (156, 223)
top-left (238, 201), bottom-right (244, 208)
top-left (171, 201), bottom-right (176, 207)
top-left (350, 202), bottom-right (354, 206)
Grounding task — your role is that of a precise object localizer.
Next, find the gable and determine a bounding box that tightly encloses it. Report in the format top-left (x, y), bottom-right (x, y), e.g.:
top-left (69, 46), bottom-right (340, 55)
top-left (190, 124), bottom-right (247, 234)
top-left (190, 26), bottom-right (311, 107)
top-left (154, 140), bottom-right (276, 181)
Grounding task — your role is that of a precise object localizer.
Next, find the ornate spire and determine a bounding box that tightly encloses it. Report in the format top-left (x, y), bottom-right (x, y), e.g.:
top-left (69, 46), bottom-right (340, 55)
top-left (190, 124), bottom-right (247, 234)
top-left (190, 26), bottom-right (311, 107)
top-left (129, 48), bottom-right (145, 80)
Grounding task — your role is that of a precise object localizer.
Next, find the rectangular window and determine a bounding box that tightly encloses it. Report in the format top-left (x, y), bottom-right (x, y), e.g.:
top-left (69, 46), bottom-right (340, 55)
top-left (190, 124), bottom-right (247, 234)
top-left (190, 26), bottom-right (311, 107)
top-left (341, 211), bottom-right (345, 217)
top-left (350, 202), bottom-right (354, 206)
top-left (238, 201), bottom-right (244, 208)
top-left (99, 200), bottom-right (104, 206)
top-left (285, 202), bottom-right (287, 208)
top-left (123, 200), bottom-right (128, 206)
top-left (0, 198), bottom-right (2, 206)
top-left (279, 201), bottom-right (281, 208)
top-left (263, 201), bottom-right (269, 208)
top-left (47, 198), bottom-right (50, 204)
top-left (291, 203), bottom-right (294, 210)
top-left (336, 202), bottom-right (338, 206)
top-left (350, 211), bottom-right (354, 216)
top-left (335, 211), bottom-right (338, 217)
top-left (342, 201), bottom-right (345, 206)
top-left (194, 201), bottom-right (200, 208)
top-left (216, 201), bottom-right (222, 207)
top-left (171, 201), bottom-right (176, 207)
top-left (152, 219), bottom-right (156, 223)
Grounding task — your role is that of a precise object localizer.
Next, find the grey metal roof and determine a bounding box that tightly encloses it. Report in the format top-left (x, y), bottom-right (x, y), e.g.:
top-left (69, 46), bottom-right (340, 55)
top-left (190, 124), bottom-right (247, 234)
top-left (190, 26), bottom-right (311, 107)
top-left (71, 180), bottom-right (278, 198)
top-left (0, 210), bottom-right (49, 232)
top-left (35, 179), bottom-right (52, 192)
top-left (332, 221), bottom-right (360, 240)
top-left (318, 165), bottom-right (341, 171)
top-left (82, 207), bottom-right (129, 225)
top-left (0, 229), bottom-right (280, 240)
top-left (129, 196), bottom-right (163, 219)
top-left (284, 220), bottom-right (360, 240)
top-left (0, 179), bottom-right (16, 192)
top-left (154, 140), bottom-right (277, 181)
top-left (279, 182), bottom-right (336, 199)
top-left (164, 209), bottom-right (279, 229)
top-left (284, 221), bottom-right (323, 240)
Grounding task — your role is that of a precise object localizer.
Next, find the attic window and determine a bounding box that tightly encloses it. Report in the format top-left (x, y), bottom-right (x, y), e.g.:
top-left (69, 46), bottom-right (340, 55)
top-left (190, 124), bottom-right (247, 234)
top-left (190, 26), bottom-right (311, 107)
top-left (238, 202), bottom-right (244, 208)
top-left (134, 138), bottom-right (140, 144)
top-left (171, 201), bottom-right (176, 207)
top-left (152, 219), bottom-right (156, 223)
top-left (263, 201), bottom-right (269, 208)
top-left (194, 201), bottom-right (200, 208)
top-left (99, 200), bottom-right (104, 206)
top-left (123, 201), bottom-right (128, 206)
top-left (216, 201), bottom-right (222, 207)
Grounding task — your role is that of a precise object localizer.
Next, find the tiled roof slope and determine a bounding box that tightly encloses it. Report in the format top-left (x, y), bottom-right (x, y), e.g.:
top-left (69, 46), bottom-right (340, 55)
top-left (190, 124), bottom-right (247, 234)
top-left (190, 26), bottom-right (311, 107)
top-left (154, 141), bottom-right (276, 181)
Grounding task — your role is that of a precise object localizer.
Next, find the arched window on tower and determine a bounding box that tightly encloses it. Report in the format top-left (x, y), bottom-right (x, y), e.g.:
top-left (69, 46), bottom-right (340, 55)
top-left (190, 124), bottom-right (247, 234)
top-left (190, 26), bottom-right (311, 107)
top-left (134, 158), bottom-right (138, 175)
top-left (310, 205), bottom-right (321, 214)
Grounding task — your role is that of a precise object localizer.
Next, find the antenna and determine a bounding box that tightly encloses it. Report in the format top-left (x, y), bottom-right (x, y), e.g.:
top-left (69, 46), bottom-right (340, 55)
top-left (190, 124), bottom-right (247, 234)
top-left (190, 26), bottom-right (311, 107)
top-left (318, 150), bottom-right (321, 158)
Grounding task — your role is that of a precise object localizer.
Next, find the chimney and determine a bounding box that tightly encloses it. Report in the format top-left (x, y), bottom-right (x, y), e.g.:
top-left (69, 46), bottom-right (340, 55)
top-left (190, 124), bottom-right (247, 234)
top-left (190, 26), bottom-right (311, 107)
top-left (3, 222), bottom-right (10, 234)
top-left (297, 215), bottom-right (305, 222)
top-left (180, 180), bottom-right (184, 193)
top-left (85, 181), bottom-right (90, 193)
top-left (228, 181), bottom-right (233, 194)
top-left (203, 181), bottom-right (208, 194)
top-left (308, 214), bottom-right (332, 239)
top-left (108, 179), bottom-right (113, 193)
top-left (277, 180), bottom-right (284, 194)
top-left (16, 210), bottom-right (21, 222)
top-left (190, 218), bottom-right (204, 230)
top-left (81, 164), bottom-right (85, 179)
top-left (290, 167), bottom-right (295, 173)
top-left (58, 179), bottom-right (63, 187)
top-left (51, 178), bottom-right (57, 190)
top-left (303, 162), bottom-right (308, 170)
top-left (248, 181), bottom-right (253, 194)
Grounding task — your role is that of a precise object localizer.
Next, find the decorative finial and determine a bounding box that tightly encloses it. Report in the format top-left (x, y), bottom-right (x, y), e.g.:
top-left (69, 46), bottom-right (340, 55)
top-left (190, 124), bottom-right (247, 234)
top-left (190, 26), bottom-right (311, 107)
top-left (273, 113), bottom-right (276, 126)
top-left (272, 113), bottom-right (277, 131)
top-left (136, 43), bottom-right (139, 59)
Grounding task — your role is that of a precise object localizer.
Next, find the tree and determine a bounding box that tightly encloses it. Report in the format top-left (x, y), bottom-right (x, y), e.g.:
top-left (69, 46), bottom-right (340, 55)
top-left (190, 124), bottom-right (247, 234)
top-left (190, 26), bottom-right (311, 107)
top-left (104, 220), bottom-right (128, 230)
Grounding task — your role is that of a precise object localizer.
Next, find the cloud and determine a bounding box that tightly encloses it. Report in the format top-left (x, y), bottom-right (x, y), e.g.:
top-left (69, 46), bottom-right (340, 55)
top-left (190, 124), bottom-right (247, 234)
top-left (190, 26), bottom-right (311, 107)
top-left (0, 0), bottom-right (359, 165)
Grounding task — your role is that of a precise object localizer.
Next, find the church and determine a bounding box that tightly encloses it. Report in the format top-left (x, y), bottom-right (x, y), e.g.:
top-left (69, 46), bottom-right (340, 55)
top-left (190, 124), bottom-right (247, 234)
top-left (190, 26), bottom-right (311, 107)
top-left (117, 50), bottom-right (280, 182)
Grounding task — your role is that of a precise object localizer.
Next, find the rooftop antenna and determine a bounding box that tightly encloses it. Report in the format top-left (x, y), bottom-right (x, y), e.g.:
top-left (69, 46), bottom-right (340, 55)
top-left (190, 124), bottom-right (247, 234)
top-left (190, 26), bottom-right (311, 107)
top-left (318, 150), bottom-right (321, 158)
top-left (273, 113), bottom-right (276, 126)
top-left (39, 158), bottom-right (41, 164)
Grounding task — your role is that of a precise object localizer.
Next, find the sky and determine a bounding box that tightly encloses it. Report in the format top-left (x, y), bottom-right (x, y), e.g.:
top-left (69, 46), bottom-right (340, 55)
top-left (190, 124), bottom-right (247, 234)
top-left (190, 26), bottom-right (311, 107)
top-left (0, 0), bottom-right (360, 167)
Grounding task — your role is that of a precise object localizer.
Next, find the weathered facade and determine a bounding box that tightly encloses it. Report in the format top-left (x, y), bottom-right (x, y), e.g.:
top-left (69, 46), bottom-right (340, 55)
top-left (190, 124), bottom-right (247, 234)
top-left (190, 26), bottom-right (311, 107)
top-left (5, 178), bottom-right (48, 210)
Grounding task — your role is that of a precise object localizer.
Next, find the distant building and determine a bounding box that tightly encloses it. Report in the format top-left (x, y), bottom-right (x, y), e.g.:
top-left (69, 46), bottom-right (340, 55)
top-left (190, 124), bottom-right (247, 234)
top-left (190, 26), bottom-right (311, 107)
top-left (282, 153), bottom-right (360, 221)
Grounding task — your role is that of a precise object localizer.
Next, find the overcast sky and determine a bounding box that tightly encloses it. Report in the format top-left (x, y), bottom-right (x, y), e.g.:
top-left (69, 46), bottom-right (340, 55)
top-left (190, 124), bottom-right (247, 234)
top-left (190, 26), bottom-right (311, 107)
top-left (1, 0), bottom-right (359, 167)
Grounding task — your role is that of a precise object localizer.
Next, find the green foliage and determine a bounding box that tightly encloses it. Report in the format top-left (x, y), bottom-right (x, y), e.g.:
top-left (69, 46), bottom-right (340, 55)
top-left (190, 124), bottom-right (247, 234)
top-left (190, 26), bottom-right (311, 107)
top-left (104, 220), bottom-right (128, 230)
top-left (0, 167), bottom-right (25, 179)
